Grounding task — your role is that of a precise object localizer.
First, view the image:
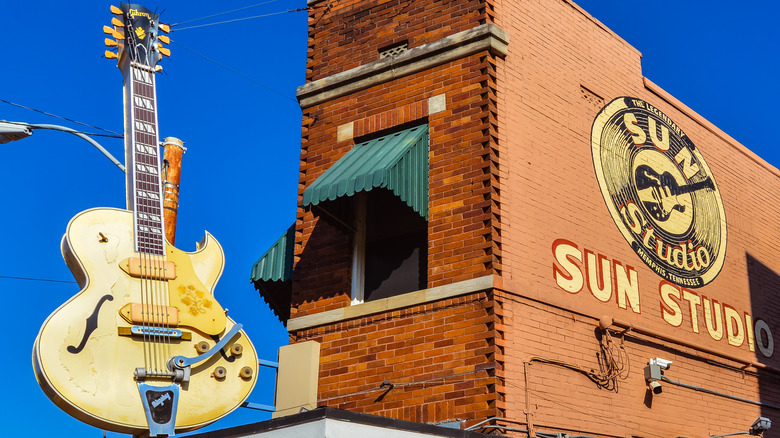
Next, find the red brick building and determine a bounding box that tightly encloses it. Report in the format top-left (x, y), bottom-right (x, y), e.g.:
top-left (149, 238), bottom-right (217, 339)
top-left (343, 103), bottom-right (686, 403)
top-left (251, 0), bottom-right (780, 436)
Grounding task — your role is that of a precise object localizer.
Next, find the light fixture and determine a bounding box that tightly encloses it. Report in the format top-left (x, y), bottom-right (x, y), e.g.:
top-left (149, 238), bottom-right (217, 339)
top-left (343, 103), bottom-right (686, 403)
top-left (708, 417), bottom-right (772, 437)
top-left (0, 121), bottom-right (32, 144)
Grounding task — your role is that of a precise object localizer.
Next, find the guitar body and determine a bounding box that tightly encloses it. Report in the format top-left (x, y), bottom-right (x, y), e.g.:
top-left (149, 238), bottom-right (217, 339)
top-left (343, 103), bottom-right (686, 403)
top-left (33, 207), bottom-right (258, 435)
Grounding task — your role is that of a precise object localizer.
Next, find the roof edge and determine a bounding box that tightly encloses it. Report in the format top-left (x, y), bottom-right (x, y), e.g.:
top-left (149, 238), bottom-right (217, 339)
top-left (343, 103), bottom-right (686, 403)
top-left (297, 23), bottom-right (509, 108)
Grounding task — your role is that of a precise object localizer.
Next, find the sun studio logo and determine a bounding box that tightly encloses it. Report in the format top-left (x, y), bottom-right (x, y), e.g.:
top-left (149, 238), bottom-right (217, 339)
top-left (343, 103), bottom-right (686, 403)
top-left (591, 97), bottom-right (727, 288)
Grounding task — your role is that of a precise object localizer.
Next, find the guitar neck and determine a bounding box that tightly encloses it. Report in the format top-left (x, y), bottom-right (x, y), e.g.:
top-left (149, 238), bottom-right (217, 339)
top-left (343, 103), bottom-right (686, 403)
top-left (123, 62), bottom-right (165, 256)
top-left (676, 177), bottom-right (714, 196)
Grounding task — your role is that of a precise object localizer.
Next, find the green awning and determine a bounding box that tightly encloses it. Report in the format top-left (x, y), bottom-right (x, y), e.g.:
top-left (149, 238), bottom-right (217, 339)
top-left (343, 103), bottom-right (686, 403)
top-left (302, 124), bottom-right (429, 218)
top-left (250, 224), bottom-right (295, 283)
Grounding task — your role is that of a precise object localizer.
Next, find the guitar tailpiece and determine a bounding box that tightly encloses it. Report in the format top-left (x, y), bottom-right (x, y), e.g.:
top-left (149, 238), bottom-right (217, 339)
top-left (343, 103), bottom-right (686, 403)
top-left (138, 382), bottom-right (180, 437)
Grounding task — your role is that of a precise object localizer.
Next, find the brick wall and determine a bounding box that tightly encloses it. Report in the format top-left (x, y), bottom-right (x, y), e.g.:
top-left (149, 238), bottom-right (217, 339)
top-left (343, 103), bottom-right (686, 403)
top-left (285, 0), bottom-right (780, 435)
top-left (496, 0), bottom-right (780, 436)
top-left (499, 292), bottom-right (780, 437)
top-left (293, 53), bottom-right (500, 317)
top-left (290, 0), bottom-right (505, 425)
top-left (293, 292), bottom-right (501, 424)
top-left (305, 0), bottom-right (489, 81)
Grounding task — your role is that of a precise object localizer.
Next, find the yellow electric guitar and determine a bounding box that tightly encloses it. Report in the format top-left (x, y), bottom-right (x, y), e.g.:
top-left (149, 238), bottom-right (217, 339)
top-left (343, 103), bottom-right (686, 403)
top-left (32, 4), bottom-right (258, 436)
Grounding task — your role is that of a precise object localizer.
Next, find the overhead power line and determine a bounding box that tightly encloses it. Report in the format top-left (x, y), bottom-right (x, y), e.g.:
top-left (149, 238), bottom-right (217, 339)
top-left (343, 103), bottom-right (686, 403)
top-left (170, 40), bottom-right (297, 102)
top-left (0, 99), bottom-right (122, 136)
top-left (172, 8), bottom-right (309, 31)
top-left (171, 0), bottom-right (287, 27)
top-left (0, 275), bottom-right (77, 284)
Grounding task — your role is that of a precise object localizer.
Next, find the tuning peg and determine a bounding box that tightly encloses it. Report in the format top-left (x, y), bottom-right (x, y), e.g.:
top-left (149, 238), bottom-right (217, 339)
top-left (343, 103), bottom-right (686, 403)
top-left (110, 5), bottom-right (122, 15)
top-left (158, 35), bottom-right (170, 45)
top-left (111, 17), bottom-right (124, 27)
top-left (158, 23), bottom-right (171, 33)
top-left (158, 46), bottom-right (171, 57)
top-left (104, 38), bottom-right (118, 48)
top-left (103, 26), bottom-right (125, 41)
top-left (105, 50), bottom-right (118, 60)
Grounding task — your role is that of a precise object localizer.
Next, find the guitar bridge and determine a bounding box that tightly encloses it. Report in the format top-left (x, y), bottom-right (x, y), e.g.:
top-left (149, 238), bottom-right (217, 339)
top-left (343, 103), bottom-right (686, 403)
top-left (118, 326), bottom-right (192, 340)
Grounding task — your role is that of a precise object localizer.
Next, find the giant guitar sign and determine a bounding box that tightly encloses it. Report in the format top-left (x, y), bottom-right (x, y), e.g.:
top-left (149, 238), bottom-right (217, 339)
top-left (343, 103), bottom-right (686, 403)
top-left (32, 4), bottom-right (258, 436)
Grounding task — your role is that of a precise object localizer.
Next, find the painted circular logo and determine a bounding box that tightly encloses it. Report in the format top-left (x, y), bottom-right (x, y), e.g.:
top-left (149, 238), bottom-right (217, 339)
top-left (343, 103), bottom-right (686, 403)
top-left (591, 97), bottom-right (727, 288)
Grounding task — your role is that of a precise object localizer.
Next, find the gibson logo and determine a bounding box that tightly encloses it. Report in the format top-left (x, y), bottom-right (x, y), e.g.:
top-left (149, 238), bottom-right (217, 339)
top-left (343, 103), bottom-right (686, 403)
top-left (128, 8), bottom-right (151, 19)
top-left (591, 97), bottom-right (727, 288)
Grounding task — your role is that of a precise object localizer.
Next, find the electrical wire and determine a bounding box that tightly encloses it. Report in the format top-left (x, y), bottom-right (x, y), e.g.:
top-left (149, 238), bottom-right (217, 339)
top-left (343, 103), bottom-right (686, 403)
top-left (0, 99), bottom-right (121, 136)
top-left (0, 275), bottom-right (76, 284)
top-left (595, 328), bottom-right (631, 390)
top-left (316, 367), bottom-right (495, 404)
top-left (170, 40), bottom-right (297, 102)
top-left (171, 0), bottom-right (287, 27)
top-left (172, 8), bottom-right (308, 31)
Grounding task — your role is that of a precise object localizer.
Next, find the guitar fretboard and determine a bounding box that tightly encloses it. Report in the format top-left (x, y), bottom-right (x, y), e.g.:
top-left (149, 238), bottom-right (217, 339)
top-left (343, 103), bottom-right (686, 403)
top-left (128, 64), bottom-right (165, 256)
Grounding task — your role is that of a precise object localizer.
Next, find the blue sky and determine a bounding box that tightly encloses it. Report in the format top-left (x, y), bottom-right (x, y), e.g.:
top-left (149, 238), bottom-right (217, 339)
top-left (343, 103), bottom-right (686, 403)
top-left (0, 0), bottom-right (777, 436)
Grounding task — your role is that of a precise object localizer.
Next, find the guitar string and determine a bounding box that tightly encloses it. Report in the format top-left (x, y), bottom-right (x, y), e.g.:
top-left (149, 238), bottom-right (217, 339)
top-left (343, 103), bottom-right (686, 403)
top-left (133, 70), bottom-right (152, 375)
top-left (143, 251), bottom-right (157, 374)
top-left (151, 69), bottom-right (172, 372)
top-left (149, 69), bottom-right (171, 374)
top-left (152, 253), bottom-right (162, 372)
top-left (140, 99), bottom-right (149, 374)
top-left (131, 49), bottom-right (180, 377)
top-left (155, 255), bottom-right (166, 372)
top-left (137, 65), bottom-right (163, 375)
top-left (125, 20), bottom-right (156, 377)
top-left (149, 71), bottom-right (169, 374)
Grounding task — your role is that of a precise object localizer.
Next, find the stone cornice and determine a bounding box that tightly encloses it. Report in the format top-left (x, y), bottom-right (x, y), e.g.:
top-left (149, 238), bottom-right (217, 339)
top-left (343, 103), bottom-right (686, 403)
top-left (296, 23), bottom-right (509, 108)
top-left (286, 275), bottom-right (497, 332)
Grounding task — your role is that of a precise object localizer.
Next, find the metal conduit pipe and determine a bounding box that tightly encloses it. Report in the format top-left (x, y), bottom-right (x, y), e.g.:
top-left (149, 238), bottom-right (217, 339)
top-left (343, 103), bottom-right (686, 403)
top-left (608, 316), bottom-right (779, 375)
top-left (497, 288), bottom-right (780, 376)
top-left (465, 417), bottom-right (602, 438)
top-left (661, 375), bottom-right (780, 411)
top-left (468, 424), bottom-right (602, 438)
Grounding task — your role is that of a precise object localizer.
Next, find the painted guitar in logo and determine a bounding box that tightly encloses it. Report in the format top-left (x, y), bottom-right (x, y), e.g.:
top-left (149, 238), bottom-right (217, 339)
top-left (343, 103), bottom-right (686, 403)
top-left (32, 4), bottom-right (258, 436)
top-left (635, 164), bottom-right (715, 222)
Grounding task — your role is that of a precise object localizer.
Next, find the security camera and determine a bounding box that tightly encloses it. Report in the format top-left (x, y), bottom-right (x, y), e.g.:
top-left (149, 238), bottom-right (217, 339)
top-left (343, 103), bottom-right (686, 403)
top-left (750, 417), bottom-right (771, 435)
top-left (648, 380), bottom-right (662, 394)
top-left (651, 358), bottom-right (672, 370)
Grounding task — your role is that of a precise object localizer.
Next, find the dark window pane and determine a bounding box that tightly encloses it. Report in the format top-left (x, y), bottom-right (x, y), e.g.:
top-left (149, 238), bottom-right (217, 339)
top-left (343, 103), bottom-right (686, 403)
top-left (364, 190), bottom-right (427, 301)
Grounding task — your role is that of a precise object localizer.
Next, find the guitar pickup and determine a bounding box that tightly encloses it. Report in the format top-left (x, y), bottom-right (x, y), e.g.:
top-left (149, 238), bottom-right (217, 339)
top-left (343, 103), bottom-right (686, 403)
top-left (119, 326), bottom-right (192, 340)
top-left (120, 303), bottom-right (180, 326)
top-left (120, 257), bottom-right (176, 280)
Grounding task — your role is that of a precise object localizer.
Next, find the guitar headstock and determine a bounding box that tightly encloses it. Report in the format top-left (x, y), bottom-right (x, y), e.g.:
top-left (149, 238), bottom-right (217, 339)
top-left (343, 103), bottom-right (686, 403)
top-left (104, 3), bottom-right (170, 70)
